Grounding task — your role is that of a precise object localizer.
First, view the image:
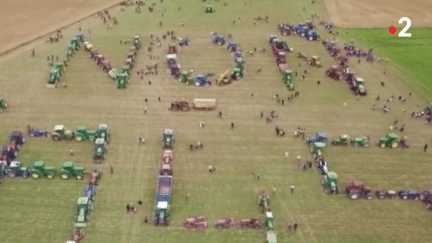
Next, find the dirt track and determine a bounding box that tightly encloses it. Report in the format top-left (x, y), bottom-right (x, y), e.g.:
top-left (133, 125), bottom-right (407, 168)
top-left (0, 0), bottom-right (122, 54)
top-left (324, 0), bottom-right (432, 27)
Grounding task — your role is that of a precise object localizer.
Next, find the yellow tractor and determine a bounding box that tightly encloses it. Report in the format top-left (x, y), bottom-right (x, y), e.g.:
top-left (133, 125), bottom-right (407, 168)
top-left (215, 69), bottom-right (231, 86)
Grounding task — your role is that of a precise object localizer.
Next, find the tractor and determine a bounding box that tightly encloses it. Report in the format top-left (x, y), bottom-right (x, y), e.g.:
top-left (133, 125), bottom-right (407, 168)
top-left (310, 142), bottom-right (325, 158)
top-left (258, 191), bottom-right (271, 213)
top-left (321, 172), bottom-right (339, 194)
top-left (331, 134), bottom-right (349, 145)
top-left (75, 125), bottom-right (97, 141)
top-left (230, 64), bottom-right (244, 80)
top-left (69, 226), bottom-right (86, 243)
top-left (108, 69), bottom-right (119, 80)
top-left (9, 131), bottom-right (25, 150)
top-left (5, 161), bottom-right (30, 178)
top-left (306, 56), bottom-right (322, 68)
top-left (397, 190), bottom-right (420, 200)
top-left (51, 125), bottom-right (74, 141)
top-left (47, 68), bottom-right (60, 88)
top-left (178, 38), bottom-right (191, 46)
top-left (306, 132), bottom-right (328, 144)
top-left (133, 35), bottom-right (141, 46)
top-left (178, 70), bottom-right (194, 84)
top-left (215, 218), bottom-right (237, 229)
top-left (54, 63), bottom-right (65, 75)
top-left (216, 69), bottom-right (232, 86)
top-left (93, 138), bottom-right (107, 162)
top-left (96, 124), bottom-right (110, 142)
top-left (88, 169), bottom-right (102, 185)
top-left (169, 98), bottom-right (189, 111)
top-left (377, 133), bottom-right (399, 148)
top-left (116, 72), bottom-right (129, 89)
top-left (162, 129), bottom-right (174, 148)
top-left (184, 216), bottom-right (207, 230)
top-left (350, 136), bottom-right (370, 147)
top-left (76, 197), bottom-right (93, 223)
top-left (350, 77), bottom-right (366, 95)
top-left (345, 180), bottom-right (373, 200)
top-left (1, 143), bottom-right (18, 162)
top-left (161, 150), bottom-right (173, 164)
top-left (28, 161), bottom-right (57, 179)
top-left (195, 74), bottom-right (212, 87)
top-left (424, 103), bottom-right (432, 115)
top-left (264, 212), bottom-right (277, 243)
top-left (305, 30), bottom-right (320, 41)
top-left (282, 69), bottom-right (294, 90)
top-left (0, 97), bottom-right (7, 112)
top-left (375, 190), bottom-right (396, 199)
top-left (211, 33), bottom-right (225, 46)
top-left (84, 41), bottom-right (93, 51)
top-left (204, 4), bottom-right (214, 13)
top-left (59, 161), bottom-right (84, 180)
top-left (159, 163), bottom-right (173, 176)
top-left (315, 156), bottom-right (328, 174)
top-left (226, 41), bottom-right (239, 52)
top-left (121, 64), bottom-right (131, 76)
top-left (101, 60), bottom-right (112, 72)
top-left (325, 65), bottom-right (343, 80)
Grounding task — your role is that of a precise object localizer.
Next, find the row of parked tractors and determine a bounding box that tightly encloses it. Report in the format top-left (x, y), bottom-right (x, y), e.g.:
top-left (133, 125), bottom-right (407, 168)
top-left (268, 35), bottom-right (294, 90)
top-left (257, 190), bottom-right (277, 243)
top-left (322, 39), bottom-right (368, 96)
top-left (47, 33), bottom-right (85, 88)
top-left (66, 169), bottom-right (102, 243)
top-left (86, 35), bottom-right (141, 89)
top-left (211, 33), bottom-right (245, 86)
top-left (154, 129), bottom-right (175, 226)
top-left (277, 21), bottom-right (320, 41)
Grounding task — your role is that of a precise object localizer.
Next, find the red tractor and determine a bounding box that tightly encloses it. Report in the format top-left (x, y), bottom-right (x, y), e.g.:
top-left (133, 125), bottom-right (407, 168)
top-left (345, 180), bottom-right (373, 200)
top-left (215, 218), bottom-right (237, 229)
top-left (325, 65), bottom-right (343, 80)
top-left (70, 227), bottom-right (86, 242)
top-left (88, 169), bottom-right (102, 186)
top-left (167, 45), bottom-right (177, 54)
top-left (101, 60), bottom-right (112, 72)
top-left (239, 218), bottom-right (261, 229)
top-left (184, 216), bottom-right (207, 230)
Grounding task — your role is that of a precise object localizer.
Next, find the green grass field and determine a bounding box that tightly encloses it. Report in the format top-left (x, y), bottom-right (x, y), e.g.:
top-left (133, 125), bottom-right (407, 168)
top-left (0, 0), bottom-right (432, 242)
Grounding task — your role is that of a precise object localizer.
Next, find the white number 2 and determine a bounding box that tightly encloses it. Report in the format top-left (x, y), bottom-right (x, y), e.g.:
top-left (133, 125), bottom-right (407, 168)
top-left (398, 17), bottom-right (412, 37)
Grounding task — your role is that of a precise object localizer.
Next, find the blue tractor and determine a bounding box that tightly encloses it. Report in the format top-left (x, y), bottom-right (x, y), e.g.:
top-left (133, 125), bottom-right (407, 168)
top-left (195, 74), bottom-right (212, 87)
top-left (305, 30), bottom-right (320, 41)
top-left (212, 33), bottom-right (225, 46)
top-left (226, 41), bottom-right (239, 52)
top-left (397, 190), bottom-right (420, 200)
top-left (83, 184), bottom-right (97, 201)
top-left (178, 38), bottom-right (190, 46)
top-left (29, 128), bottom-right (48, 137)
top-left (295, 23), bottom-right (312, 36)
top-left (306, 132), bottom-right (329, 144)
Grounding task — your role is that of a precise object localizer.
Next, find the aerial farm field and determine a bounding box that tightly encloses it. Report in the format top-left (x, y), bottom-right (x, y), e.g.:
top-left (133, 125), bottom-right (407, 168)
top-left (0, 0), bottom-right (431, 243)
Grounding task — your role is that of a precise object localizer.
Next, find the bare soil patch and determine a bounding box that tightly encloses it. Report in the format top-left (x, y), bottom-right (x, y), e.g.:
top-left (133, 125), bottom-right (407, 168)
top-left (323, 0), bottom-right (432, 27)
top-left (0, 0), bottom-right (122, 54)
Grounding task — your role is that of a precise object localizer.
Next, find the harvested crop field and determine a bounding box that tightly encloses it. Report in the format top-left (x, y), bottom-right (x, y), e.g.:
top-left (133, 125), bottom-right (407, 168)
top-left (0, 0), bottom-right (122, 54)
top-left (323, 0), bottom-right (432, 27)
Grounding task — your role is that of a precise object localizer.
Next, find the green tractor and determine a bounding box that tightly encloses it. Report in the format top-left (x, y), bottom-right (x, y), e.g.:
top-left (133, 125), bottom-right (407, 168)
top-left (204, 4), bottom-right (214, 13)
top-left (28, 161), bottom-right (57, 179)
top-left (258, 193), bottom-right (271, 213)
top-left (67, 44), bottom-right (76, 56)
top-left (54, 63), bottom-right (65, 75)
top-left (350, 136), bottom-right (370, 147)
top-left (51, 125), bottom-right (74, 141)
top-left (331, 134), bottom-right (349, 146)
top-left (178, 70), bottom-right (194, 84)
top-left (93, 138), bottom-right (107, 162)
top-left (76, 197), bottom-right (93, 223)
top-left (310, 142), bottom-right (326, 158)
top-left (70, 38), bottom-right (80, 50)
top-left (121, 65), bottom-right (131, 76)
top-left (353, 77), bottom-right (367, 96)
top-left (5, 161), bottom-right (30, 178)
top-left (0, 97), bottom-right (8, 113)
top-left (47, 68), bottom-right (61, 88)
top-left (108, 69), bottom-right (119, 81)
top-left (162, 129), bottom-right (174, 148)
top-left (321, 172), bottom-right (339, 194)
top-left (75, 125), bottom-right (97, 141)
top-left (133, 35), bottom-right (141, 45)
top-left (282, 69), bottom-right (294, 90)
top-left (264, 212), bottom-right (277, 243)
top-left (96, 124), bottom-right (110, 142)
top-left (377, 133), bottom-right (399, 148)
top-left (116, 72), bottom-right (129, 89)
top-left (59, 161), bottom-right (84, 180)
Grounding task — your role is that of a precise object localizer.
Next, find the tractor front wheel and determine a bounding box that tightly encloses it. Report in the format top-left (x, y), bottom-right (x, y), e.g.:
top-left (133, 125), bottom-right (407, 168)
top-left (76, 175), bottom-right (83, 180)
top-left (392, 142), bottom-right (399, 148)
top-left (31, 173), bottom-right (40, 179)
top-left (76, 136), bottom-right (83, 142)
top-left (47, 174), bottom-right (54, 179)
top-left (380, 143), bottom-right (385, 148)
top-left (52, 134), bottom-right (61, 141)
top-left (61, 174), bottom-right (69, 180)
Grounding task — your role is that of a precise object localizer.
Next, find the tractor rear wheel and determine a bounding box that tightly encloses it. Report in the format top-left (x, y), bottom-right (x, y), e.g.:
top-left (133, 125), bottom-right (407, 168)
top-left (61, 174), bottom-right (69, 180)
top-left (350, 193), bottom-right (358, 200)
top-left (380, 143), bottom-right (385, 148)
top-left (52, 134), bottom-right (61, 141)
top-left (392, 142), bottom-right (399, 148)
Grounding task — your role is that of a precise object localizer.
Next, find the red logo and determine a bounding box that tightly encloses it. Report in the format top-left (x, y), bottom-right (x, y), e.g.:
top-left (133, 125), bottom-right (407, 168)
top-left (389, 26), bottom-right (397, 34)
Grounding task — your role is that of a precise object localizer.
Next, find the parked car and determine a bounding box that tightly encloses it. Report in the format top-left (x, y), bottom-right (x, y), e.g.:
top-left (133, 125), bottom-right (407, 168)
top-left (397, 190), bottom-right (420, 200)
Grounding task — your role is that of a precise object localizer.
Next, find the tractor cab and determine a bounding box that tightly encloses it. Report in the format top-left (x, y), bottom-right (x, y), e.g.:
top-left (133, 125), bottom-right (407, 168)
top-left (117, 73), bottom-right (129, 89)
top-left (322, 171), bottom-right (338, 194)
top-left (377, 133), bottom-right (399, 148)
top-left (264, 211), bottom-right (274, 230)
top-left (178, 38), bottom-right (190, 46)
top-left (307, 132), bottom-right (329, 144)
top-left (48, 69), bottom-right (60, 85)
top-left (76, 197), bottom-right (92, 223)
top-left (226, 41), bottom-right (238, 52)
top-left (133, 35), bottom-right (141, 45)
top-left (162, 129), bottom-right (174, 148)
top-left (355, 78), bottom-right (365, 90)
top-left (167, 45), bottom-right (177, 54)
